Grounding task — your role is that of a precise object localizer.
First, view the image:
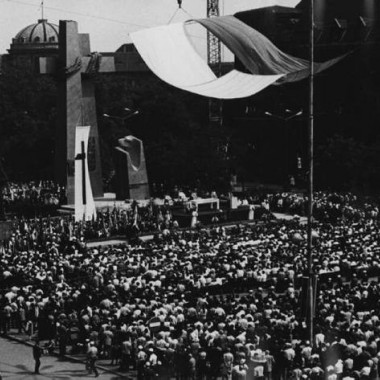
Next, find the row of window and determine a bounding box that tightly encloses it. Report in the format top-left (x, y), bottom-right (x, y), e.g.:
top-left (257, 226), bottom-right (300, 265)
top-left (15, 36), bottom-right (57, 43)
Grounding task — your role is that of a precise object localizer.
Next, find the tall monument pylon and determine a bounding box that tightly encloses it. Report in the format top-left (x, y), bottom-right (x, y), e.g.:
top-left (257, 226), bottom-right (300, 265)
top-left (55, 21), bottom-right (105, 204)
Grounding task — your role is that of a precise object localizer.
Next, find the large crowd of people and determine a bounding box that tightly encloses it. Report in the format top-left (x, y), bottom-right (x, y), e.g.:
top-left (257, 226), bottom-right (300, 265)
top-left (269, 192), bottom-right (379, 223)
top-left (1, 181), bottom-right (66, 217)
top-left (1, 186), bottom-right (380, 379)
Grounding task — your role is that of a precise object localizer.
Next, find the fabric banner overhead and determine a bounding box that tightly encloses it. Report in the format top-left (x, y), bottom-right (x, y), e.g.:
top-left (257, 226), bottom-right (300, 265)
top-left (130, 15), bottom-right (346, 99)
top-left (130, 22), bottom-right (282, 99)
top-left (195, 16), bottom-right (347, 84)
top-left (74, 126), bottom-right (97, 222)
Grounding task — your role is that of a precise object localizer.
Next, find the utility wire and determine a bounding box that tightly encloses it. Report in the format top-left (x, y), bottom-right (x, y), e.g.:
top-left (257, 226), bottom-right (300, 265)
top-left (6, 0), bottom-right (208, 41)
top-left (167, 7), bottom-right (180, 24)
top-left (6, 0), bottom-right (152, 28)
top-left (181, 6), bottom-right (194, 19)
top-left (167, 1), bottom-right (194, 24)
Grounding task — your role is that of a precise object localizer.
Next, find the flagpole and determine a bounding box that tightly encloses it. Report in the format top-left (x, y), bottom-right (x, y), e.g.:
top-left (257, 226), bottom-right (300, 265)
top-left (307, 0), bottom-right (315, 345)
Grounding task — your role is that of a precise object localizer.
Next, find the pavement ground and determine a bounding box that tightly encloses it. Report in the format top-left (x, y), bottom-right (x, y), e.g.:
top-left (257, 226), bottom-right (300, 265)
top-left (0, 336), bottom-right (132, 380)
top-left (0, 338), bottom-right (128, 380)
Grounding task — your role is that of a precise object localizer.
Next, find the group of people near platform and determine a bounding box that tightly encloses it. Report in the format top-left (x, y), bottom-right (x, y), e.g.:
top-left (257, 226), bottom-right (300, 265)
top-left (1, 185), bottom-right (380, 379)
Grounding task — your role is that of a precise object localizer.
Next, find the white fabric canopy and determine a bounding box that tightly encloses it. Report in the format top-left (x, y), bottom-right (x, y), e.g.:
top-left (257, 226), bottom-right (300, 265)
top-left (130, 23), bottom-right (283, 99)
top-left (182, 70), bottom-right (283, 99)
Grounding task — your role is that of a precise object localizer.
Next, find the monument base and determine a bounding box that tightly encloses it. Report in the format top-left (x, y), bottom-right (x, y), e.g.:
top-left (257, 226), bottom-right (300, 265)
top-left (172, 209), bottom-right (225, 228)
top-left (59, 193), bottom-right (151, 214)
top-left (171, 207), bottom-right (251, 228)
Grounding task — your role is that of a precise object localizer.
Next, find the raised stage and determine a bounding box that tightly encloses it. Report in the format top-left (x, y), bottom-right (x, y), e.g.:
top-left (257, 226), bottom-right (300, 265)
top-left (59, 193), bottom-right (146, 214)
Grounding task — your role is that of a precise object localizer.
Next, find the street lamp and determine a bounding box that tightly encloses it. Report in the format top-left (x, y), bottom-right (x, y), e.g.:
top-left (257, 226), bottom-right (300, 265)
top-left (265, 98), bottom-right (314, 343)
top-left (103, 109), bottom-right (140, 135)
top-left (264, 109), bottom-right (303, 121)
top-left (103, 110), bottom-right (139, 121)
top-left (265, 109), bottom-right (304, 182)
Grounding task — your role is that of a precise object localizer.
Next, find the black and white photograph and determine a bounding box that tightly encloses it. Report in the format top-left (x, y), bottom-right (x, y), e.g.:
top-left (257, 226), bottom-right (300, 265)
top-left (0, 0), bottom-right (380, 378)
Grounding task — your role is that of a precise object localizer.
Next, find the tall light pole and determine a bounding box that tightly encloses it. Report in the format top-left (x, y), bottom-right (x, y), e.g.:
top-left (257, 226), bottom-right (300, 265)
top-left (307, 0), bottom-right (315, 345)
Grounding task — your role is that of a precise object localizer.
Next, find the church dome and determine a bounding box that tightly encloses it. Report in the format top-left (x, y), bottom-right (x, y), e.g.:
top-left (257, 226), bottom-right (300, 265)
top-left (10, 19), bottom-right (59, 53)
top-left (15, 19), bottom-right (59, 43)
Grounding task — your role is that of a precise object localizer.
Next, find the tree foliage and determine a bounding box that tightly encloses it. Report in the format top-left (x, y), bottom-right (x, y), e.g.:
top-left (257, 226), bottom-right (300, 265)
top-left (2, 61), bottom-right (380, 195)
top-left (95, 74), bottom-right (230, 190)
top-left (316, 134), bottom-right (380, 194)
top-left (0, 63), bottom-right (56, 179)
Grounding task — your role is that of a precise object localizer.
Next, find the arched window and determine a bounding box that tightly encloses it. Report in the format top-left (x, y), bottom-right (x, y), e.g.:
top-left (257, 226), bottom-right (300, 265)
top-left (34, 36), bottom-right (40, 42)
top-left (49, 36), bottom-right (55, 42)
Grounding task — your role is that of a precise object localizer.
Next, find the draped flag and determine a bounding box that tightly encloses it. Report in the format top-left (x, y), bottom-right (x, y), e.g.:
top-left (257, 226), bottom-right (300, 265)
top-left (130, 15), bottom-right (347, 100)
top-left (195, 16), bottom-right (346, 83)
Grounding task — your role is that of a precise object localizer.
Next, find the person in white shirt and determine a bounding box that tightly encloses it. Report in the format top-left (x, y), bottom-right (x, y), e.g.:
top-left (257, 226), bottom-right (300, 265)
top-left (87, 342), bottom-right (99, 377)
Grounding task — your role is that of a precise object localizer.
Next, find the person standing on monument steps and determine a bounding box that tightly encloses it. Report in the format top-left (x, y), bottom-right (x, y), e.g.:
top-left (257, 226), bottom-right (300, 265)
top-left (33, 339), bottom-right (43, 374)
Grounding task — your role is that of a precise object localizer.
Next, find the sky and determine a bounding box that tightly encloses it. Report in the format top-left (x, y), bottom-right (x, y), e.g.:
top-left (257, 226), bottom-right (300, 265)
top-left (0, 0), bottom-right (300, 54)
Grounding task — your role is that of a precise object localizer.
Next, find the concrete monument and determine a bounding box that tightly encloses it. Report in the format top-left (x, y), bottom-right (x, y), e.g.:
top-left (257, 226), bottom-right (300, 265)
top-left (54, 21), bottom-right (108, 204)
top-left (114, 136), bottom-right (150, 200)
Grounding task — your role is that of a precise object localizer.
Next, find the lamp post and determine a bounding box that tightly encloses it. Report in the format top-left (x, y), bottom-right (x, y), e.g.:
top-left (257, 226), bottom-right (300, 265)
top-left (307, 0), bottom-right (315, 346)
top-left (264, 109), bottom-right (304, 184)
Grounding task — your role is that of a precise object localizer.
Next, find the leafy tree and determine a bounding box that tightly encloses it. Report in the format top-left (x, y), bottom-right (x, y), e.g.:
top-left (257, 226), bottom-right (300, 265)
top-left (315, 134), bottom-right (380, 194)
top-left (0, 63), bottom-right (56, 179)
top-left (95, 74), bottom-right (229, 190)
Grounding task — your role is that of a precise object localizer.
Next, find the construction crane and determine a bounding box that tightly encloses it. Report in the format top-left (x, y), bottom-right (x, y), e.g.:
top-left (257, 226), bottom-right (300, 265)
top-left (175, 0), bottom-right (223, 125)
top-left (207, 0), bottom-right (223, 126)
top-left (207, 0), bottom-right (221, 71)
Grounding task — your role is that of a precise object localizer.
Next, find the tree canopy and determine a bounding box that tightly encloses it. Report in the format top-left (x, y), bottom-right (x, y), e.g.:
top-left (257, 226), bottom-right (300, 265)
top-left (1, 60), bottom-right (380, 195)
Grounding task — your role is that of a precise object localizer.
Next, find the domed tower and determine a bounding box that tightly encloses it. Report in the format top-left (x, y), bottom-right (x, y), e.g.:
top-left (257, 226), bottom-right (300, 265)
top-left (7, 19), bottom-right (59, 71)
top-left (10, 19), bottom-right (59, 54)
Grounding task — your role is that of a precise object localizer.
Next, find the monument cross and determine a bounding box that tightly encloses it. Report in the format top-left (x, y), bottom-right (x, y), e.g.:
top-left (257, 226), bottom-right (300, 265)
top-left (40, 20), bottom-right (141, 204)
top-left (75, 141), bottom-right (87, 205)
